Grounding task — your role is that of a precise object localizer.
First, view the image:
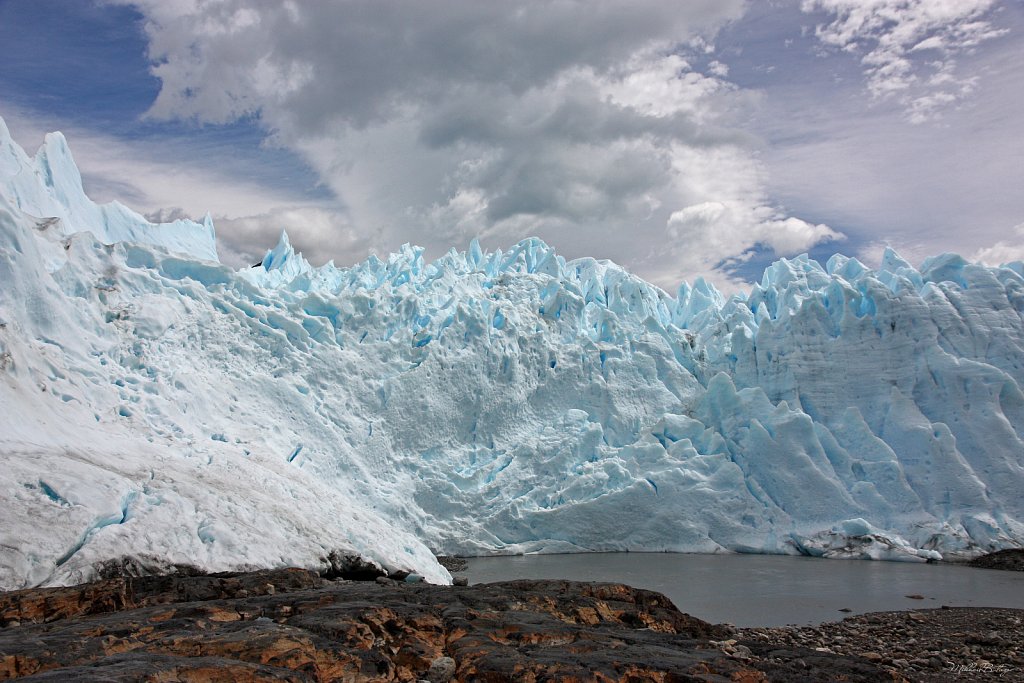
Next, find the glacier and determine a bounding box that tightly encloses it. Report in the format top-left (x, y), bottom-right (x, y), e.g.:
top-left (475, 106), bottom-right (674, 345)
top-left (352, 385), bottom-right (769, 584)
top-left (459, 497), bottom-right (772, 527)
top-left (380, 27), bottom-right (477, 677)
top-left (1, 116), bottom-right (1023, 590)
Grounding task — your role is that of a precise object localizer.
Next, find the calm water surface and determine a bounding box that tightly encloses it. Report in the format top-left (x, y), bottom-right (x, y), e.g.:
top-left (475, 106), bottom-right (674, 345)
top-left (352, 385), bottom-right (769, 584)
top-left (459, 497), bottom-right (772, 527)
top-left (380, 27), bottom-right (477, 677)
top-left (463, 553), bottom-right (1024, 627)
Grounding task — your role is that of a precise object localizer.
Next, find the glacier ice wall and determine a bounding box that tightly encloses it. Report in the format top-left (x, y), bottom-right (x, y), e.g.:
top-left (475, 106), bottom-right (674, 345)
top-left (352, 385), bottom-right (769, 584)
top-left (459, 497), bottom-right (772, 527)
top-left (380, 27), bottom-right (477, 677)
top-left (0, 117), bottom-right (218, 262)
top-left (1, 117), bottom-right (1023, 589)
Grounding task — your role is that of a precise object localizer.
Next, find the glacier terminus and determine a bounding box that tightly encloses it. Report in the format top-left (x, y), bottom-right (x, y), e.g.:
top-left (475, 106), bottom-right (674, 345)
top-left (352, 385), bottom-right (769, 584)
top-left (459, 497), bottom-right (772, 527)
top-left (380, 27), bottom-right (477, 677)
top-left (1, 116), bottom-right (1023, 590)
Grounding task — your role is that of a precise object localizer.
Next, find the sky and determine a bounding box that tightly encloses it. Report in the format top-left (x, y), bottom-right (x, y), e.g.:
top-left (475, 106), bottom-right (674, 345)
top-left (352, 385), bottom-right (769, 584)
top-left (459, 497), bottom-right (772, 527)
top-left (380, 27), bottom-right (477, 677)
top-left (0, 0), bottom-right (1021, 292)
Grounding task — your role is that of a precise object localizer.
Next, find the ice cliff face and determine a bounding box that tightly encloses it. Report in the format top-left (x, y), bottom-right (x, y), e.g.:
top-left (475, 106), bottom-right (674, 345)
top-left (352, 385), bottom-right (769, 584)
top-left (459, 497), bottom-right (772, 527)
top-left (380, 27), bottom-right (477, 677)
top-left (1, 118), bottom-right (1023, 589)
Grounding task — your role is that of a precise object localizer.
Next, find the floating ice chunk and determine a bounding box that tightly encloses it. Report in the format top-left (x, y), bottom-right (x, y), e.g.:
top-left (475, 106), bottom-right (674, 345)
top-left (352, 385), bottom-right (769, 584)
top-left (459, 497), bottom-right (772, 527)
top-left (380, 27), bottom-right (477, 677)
top-left (791, 519), bottom-right (943, 562)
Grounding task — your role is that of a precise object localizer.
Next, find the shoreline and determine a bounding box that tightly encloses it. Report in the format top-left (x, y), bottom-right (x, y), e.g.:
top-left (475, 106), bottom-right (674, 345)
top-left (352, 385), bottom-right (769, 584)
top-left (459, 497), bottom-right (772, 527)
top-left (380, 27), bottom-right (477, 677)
top-left (441, 547), bottom-right (1024, 568)
top-left (1, 565), bottom-right (1021, 681)
top-left (740, 607), bottom-right (1022, 682)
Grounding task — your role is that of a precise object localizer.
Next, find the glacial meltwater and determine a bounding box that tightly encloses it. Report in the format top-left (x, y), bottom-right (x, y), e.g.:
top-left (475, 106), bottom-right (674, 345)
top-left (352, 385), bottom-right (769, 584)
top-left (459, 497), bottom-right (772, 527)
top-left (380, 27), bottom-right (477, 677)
top-left (462, 553), bottom-right (1024, 627)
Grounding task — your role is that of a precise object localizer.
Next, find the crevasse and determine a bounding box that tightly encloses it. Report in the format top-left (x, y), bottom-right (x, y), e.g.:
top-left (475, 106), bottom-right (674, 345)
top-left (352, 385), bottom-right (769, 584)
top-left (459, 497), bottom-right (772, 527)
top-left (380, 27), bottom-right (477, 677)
top-left (1, 116), bottom-right (1022, 590)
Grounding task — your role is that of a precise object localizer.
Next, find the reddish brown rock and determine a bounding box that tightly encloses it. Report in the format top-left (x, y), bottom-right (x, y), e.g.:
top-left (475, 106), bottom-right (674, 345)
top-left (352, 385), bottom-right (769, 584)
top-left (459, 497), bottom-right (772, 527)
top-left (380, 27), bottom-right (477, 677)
top-left (0, 569), bottom-right (897, 682)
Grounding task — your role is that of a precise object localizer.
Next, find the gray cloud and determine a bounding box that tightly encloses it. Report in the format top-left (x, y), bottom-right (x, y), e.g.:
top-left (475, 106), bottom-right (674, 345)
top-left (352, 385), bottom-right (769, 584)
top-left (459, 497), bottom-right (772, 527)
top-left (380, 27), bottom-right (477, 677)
top-left (107, 0), bottom-right (848, 290)
top-left (143, 206), bottom-right (191, 224)
top-left (215, 206), bottom-right (370, 269)
top-left (129, 1), bottom-right (745, 129)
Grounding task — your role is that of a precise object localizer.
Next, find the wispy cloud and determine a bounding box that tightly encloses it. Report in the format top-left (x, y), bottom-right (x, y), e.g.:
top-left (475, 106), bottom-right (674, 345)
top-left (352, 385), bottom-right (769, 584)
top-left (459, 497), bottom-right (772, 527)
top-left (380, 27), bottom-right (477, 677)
top-left (741, 1), bottom-right (1024, 271)
top-left (802, 0), bottom-right (1008, 122)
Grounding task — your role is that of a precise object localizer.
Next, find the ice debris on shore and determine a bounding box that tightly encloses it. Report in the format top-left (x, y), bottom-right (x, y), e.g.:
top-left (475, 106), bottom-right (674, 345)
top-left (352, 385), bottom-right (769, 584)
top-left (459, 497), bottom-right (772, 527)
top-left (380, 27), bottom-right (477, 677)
top-left (1, 116), bottom-right (1022, 589)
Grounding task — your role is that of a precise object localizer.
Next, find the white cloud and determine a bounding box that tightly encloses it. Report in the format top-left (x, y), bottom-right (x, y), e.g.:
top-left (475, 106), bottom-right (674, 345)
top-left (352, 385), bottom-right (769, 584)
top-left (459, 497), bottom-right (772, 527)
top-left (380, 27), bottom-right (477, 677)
top-left (707, 60), bottom-right (730, 78)
top-left (856, 239), bottom-right (932, 269)
top-left (0, 108), bottom-right (314, 217)
top-left (749, 0), bottom-right (1023, 273)
top-left (215, 206), bottom-right (367, 269)
top-left (974, 224), bottom-right (1024, 265)
top-left (106, 0), bottom-right (842, 290)
top-left (0, 106), bottom-right (340, 265)
top-left (801, 0), bottom-right (1007, 122)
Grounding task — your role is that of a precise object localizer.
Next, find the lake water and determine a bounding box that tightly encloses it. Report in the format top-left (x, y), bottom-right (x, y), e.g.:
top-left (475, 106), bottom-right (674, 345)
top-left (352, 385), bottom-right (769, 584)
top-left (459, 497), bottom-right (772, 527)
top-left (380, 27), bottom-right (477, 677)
top-left (462, 553), bottom-right (1024, 627)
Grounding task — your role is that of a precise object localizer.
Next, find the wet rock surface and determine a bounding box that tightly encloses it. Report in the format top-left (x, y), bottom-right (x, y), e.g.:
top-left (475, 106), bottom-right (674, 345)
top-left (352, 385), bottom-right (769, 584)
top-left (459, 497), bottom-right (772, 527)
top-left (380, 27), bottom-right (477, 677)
top-left (0, 568), bottom-right (899, 682)
top-left (740, 607), bottom-right (1024, 682)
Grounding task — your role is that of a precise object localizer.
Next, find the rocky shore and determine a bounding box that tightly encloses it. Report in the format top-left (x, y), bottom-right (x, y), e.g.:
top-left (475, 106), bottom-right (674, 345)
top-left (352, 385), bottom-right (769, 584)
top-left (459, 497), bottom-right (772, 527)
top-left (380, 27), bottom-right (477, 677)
top-left (968, 549), bottom-right (1024, 572)
top-left (740, 607), bottom-right (1022, 682)
top-left (0, 564), bottom-right (1019, 681)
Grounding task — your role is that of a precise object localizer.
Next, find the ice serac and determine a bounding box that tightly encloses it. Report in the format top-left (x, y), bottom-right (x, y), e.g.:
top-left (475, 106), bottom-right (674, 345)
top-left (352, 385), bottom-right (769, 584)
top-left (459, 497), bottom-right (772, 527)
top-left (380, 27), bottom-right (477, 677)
top-left (1, 118), bottom-right (1023, 591)
top-left (0, 118), bottom-right (218, 262)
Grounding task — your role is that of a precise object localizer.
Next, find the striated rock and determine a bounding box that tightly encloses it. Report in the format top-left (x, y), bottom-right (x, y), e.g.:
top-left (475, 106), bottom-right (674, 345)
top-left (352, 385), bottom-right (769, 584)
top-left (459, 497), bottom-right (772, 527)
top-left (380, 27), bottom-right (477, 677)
top-left (0, 568), bottom-right (322, 628)
top-left (0, 569), bottom-right (896, 681)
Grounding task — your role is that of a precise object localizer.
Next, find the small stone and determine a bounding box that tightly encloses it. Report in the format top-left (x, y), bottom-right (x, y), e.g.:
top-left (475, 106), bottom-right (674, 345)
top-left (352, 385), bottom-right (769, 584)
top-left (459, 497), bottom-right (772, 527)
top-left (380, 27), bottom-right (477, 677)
top-left (263, 584), bottom-right (275, 595)
top-left (905, 594), bottom-right (924, 600)
top-left (452, 577), bottom-right (468, 586)
top-left (728, 644), bottom-right (752, 660)
top-left (860, 652), bottom-right (883, 662)
top-left (426, 655), bottom-right (456, 683)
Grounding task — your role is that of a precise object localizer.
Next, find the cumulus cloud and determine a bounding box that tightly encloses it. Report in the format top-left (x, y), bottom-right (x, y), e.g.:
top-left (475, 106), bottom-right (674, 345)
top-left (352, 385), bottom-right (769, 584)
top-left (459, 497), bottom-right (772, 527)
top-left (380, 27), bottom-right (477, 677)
top-left (103, 0), bottom-right (845, 289)
top-left (973, 224), bottom-right (1024, 265)
top-left (802, 0), bottom-right (1008, 123)
top-left (143, 206), bottom-right (191, 224)
top-left (215, 206), bottom-right (370, 270)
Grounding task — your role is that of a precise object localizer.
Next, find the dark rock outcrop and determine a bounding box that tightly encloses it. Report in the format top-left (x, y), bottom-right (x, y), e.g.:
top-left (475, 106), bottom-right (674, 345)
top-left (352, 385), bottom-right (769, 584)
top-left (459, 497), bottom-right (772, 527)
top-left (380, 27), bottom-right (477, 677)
top-left (0, 569), bottom-right (898, 681)
top-left (969, 549), bottom-right (1024, 571)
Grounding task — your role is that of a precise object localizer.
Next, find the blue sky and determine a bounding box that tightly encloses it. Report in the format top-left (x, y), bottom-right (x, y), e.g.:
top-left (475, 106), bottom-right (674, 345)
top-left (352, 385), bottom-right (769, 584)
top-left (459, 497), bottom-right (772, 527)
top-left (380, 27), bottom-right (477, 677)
top-left (1, 0), bottom-right (1021, 290)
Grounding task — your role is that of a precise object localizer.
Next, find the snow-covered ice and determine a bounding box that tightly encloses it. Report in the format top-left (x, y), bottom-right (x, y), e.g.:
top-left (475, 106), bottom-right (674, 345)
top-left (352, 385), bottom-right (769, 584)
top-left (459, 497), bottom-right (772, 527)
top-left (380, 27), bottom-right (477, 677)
top-left (1, 117), bottom-right (1023, 589)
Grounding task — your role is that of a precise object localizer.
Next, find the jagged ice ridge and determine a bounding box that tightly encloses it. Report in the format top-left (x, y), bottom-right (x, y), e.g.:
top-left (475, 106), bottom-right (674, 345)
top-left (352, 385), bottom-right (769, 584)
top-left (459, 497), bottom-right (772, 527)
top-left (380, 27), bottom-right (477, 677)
top-left (1, 116), bottom-right (1023, 589)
